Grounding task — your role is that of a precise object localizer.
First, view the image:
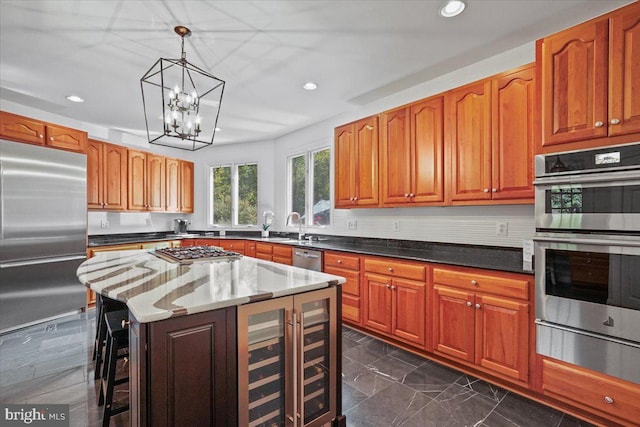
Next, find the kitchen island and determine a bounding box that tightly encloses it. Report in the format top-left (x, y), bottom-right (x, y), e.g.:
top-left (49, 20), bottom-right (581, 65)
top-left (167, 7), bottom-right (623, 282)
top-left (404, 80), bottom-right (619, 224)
top-left (77, 249), bottom-right (346, 427)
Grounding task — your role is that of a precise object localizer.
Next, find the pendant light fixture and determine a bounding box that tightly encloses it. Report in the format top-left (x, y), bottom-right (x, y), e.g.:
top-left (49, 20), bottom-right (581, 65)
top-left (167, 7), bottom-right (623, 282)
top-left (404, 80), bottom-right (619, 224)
top-left (141, 26), bottom-right (225, 151)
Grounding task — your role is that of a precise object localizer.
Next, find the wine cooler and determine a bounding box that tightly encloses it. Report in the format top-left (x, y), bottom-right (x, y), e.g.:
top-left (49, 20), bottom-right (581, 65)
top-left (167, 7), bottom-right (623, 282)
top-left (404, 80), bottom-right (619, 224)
top-left (238, 287), bottom-right (339, 427)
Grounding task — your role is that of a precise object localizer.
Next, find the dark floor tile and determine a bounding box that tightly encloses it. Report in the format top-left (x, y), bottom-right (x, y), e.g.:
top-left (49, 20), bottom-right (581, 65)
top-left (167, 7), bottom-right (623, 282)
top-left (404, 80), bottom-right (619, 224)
top-left (400, 360), bottom-right (462, 398)
top-left (342, 336), bottom-right (360, 352)
top-left (557, 414), bottom-right (597, 427)
top-left (342, 327), bottom-right (370, 343)
top-left (0, 366), bottom-right (86, 403)
top-left (342, 382), bottom-right (368, 412)
top-left (365, 354), bottom-right (420, 382)
top-left (342, 364), bottom-right (395, 397)
top-left (484, 392), bottom-right (564, 427)
top-left (388, 347), bottom-right (428, 368)
top-left (343, 338), bottom-right (394, 365)
top-left (345, 382), bottom-right (432, 426)
top-left (456, 374), bottom-right (508, 403)
top-left (401, 383), bottom-right (498, 427)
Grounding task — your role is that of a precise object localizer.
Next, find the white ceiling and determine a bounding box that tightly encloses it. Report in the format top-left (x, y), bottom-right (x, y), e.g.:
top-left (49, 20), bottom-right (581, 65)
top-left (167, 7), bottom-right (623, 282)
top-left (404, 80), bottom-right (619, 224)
top-left (0, 0), bottom-right (632, 145)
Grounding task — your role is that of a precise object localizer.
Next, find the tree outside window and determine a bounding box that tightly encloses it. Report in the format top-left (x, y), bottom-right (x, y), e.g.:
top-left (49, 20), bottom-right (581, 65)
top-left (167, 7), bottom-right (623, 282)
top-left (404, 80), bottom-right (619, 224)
top-left (288, 148), bottom-right (330, 226)
top-left (211, 163), bottom-right (258, 226)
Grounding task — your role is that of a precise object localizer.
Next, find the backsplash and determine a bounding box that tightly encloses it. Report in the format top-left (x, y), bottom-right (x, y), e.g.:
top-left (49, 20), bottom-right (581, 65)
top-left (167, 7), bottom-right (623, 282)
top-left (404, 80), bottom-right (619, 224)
top-left (88, 211), bottom-right (192, 235)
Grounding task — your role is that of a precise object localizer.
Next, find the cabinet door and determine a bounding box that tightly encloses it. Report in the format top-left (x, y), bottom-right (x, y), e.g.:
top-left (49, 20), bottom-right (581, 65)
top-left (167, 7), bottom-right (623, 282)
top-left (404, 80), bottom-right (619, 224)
top-left (128, 150), bottom-right (147, 210)
top-left (392, 278), bottom-right (426, 346)
top-left (87, 140), bottom-right (104, 209)
top-left (363, 273), bottom-right (392, 334)
top-left (147, 153), bottom-right (165, 211)
top-left (149, 308), bottom-right (235, 427)
top-left (334, 123), bottom-right (356, 208)
top-left (432, 285), bottom-right (475, 363)
top-left (475, 295), bottom-right (529, 383)
top-left (165, 157), bottom-right (180, 212)
top-left (541, 20), bottom-right (609, 146)
top-left (609, 4), bottom-right (640, 137)
top-left (324, 266), bottom-right (360, 324)
top-left (103, 143), bottom-right (127, 210)
top-left (411, 96), bottom-right (444, 204)
top-left (179, 160), bottom-right (194, 213)
top-left (45, 123), bottom-right (87, 153)
top-left (491, 65), bottom-right (535, 201)
top-left (0, 111), bottom-right (45, 145)
top-left (380, 107), bottom-right (411, 205)
top-left (354, 116), bottom-right (379, 206)
top-left (448, 81), bottom-right (492, 202)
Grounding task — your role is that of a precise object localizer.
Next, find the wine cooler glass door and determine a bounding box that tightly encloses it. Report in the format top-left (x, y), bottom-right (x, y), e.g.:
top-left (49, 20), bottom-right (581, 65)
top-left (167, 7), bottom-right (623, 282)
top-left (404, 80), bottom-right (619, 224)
top-left (238, 299), bottom-right (293, 427)
top-left (295, 287), bottom-right (337, 426)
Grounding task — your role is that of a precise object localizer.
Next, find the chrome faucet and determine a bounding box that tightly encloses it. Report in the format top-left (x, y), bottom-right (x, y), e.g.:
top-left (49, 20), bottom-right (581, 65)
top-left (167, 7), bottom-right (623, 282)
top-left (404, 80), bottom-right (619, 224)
top-left (286, 212), bottom-right (305, 240)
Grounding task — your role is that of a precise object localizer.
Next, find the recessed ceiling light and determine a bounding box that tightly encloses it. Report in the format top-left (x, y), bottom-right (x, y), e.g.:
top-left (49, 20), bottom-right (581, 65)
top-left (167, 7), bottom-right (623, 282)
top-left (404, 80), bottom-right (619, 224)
top-left (65, 95), bottom-right (84, 103)
top-left (439, 0), bottom-right (466, 17)
top-left (303, 82), bottom-right (318, 91)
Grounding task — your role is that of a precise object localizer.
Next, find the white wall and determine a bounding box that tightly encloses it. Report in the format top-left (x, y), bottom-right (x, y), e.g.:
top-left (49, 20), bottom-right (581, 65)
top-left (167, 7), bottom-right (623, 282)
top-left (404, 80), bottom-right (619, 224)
top-left (272, 41), bottom-right (537, 248)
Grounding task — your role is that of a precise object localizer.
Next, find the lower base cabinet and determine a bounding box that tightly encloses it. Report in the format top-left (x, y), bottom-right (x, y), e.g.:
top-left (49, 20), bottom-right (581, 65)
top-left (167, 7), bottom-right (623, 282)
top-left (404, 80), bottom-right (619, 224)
top-left (129, 286), bottom-right (344, 427)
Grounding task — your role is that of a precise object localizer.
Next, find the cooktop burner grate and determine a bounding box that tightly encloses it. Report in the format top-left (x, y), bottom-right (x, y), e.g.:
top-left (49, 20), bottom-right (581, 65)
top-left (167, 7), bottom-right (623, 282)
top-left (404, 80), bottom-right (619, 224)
top-left (153, 246), bottom-right (242, 264)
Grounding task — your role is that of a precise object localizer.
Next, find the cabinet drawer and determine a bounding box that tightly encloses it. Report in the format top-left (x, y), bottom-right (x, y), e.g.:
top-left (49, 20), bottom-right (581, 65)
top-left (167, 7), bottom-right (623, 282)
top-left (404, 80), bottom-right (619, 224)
top-left (218, 240), bottom-right (245, 251)
top-left (433, 268), bottom-right (529, 300)
top-left (324, 267), bottom-right (360, 296)
top-left (325, 252), bottom-right (360, 270)
top-left (542, 359), bottom-right (640, 424)
top-left (195, 239), bottom-right (219, 247)
top-left (255, 253), bottom-right (272, 261)
top-left (272, 245), bottom-right (292, 257)
top-left (364, 258), bottom-right (425, 281)
top-left (272, 256), bottom-right (292, 265)
top-left (342, 294), bottom-right (360, 323)
top-left (255, 243), bottom-right (273, 254)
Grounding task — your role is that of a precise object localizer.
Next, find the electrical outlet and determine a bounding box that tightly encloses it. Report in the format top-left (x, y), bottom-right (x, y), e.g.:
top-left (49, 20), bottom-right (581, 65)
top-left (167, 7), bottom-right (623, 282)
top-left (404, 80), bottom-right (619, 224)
top-left (496, 221), bottom-right (508, 236)
top-left (100, 220), bottom-right (109, 229)
top-left (347, 220), bottom-right (357, 230)
top-left (392, 220), bottom-right (400, 232)
top-left (146, 218), bottom-right (152, 227)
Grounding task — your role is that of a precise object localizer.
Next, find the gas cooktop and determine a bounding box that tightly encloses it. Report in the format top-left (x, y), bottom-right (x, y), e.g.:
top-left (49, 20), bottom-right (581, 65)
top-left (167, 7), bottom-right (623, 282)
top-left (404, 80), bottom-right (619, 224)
top-left (153, 246), bottom-right (242, 264)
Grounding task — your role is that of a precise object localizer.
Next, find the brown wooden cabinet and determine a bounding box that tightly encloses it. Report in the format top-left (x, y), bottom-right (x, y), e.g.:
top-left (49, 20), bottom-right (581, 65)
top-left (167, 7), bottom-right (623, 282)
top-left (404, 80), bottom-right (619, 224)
top-left (218, 240), bottom-right (246, 255)
top-left (432, 266), bottom-right (530, 385)
top-left (334, 116), bottom-right (379, 208)
top-left (363, 257), bottom-right (426, 347)
top-left (147, 153), bottom-right (166, 211)
top-left (87, 140), bottom-right (127, 210)
top-left (448, 64), bottom-right (535, 204)
top-left (179, 160), bottom-right (194, 213)
top-left (252, 242), bottom-right (292, 265)
top-left (380, 96), bottom-right (445, 206)
top-left (165, 157), bottom-right (180, 212)
top-left (539, 2), bottom-right (640, 151)
top-left (128, 150), bottom-right (166, 211)
top-left (324, 251), bottom-right (362, 324)
top-left (0, 111), bottom-right (87, 152)
top-left (129, 307), bottom-right (237, 426)
top-left (541, 358), bottom-right (640, 427)
top-left (272, 244), bottom-right (292, 265)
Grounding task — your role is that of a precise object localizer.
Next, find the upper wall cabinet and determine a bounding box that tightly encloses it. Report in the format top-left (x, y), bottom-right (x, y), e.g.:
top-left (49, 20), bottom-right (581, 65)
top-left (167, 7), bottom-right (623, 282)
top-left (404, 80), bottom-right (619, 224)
top-left (448, 64), bottom-right (535, 204)
top-left (335, 116), bottom-right (379, 208)
top-left (0, 111), bottom-right (87, 153)
top-left (128, 150), bottom-right (166, 211)
top-left (87, 140), bottom-right (127, 210)
top-left (165, 157), bottom-right (181, 212)
top-left (380, 96), bottom-right (444, 206)
top-left (179, 160), bottom-right (194, 213)
top-left (539, 2), bottom-right (640, 152)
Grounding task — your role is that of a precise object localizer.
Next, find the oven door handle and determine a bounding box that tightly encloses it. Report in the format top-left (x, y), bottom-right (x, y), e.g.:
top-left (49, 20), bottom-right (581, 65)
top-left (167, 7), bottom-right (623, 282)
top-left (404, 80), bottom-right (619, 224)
top-left (533, 169), bottom-right (640, 186)
top-left (533, 235), bottom-right (640, 247)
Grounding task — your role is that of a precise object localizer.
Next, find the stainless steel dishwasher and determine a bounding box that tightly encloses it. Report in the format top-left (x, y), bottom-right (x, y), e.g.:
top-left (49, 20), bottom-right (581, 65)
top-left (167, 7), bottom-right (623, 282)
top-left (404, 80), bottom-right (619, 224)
top-left (292, 248), bottom-right (323, 271)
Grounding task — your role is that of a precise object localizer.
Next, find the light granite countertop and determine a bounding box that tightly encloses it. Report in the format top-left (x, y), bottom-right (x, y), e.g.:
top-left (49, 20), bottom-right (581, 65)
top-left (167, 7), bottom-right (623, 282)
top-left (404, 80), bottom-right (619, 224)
top-left (76, 250), bottom-right (345, 323)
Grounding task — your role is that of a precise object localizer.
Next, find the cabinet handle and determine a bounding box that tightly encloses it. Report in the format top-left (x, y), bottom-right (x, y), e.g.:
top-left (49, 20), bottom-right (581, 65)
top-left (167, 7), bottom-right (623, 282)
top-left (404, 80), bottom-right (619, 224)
top-left (404, 193), bottom-right (409, 197)
top-left (121, 320), bottom-right (130, 328)
top-left (385, 283), bottom-right (391, 288)
top-left (610, 118), bottom-right (620, 125)
top-left (337, 259), bottom-right (342, 264)
top-left (471, 280), bottom-right (477, 286)
top-left (39, 134), bottom-right (44, 139)
top-left (290, 311), bottom-right (298, 425)
top-left (49, 136), bottom-right (54, 141)
top-left (104, 202), bottom-right (108, 207)
top-left (390, 285), bottom-right (396, 290)
top-left (475, 303), bottom-right (481, 309)
top-left (604, 396), bottom-right (614, 404)
top-left (483, 188), bottom-right (489, 193)
top-left (353, 197), bottom-right (358, 201)
top-left (409, 193), bottom-right (415, 197)
top-left (491, 188), bottom-right (497, 193)
top-left (594, 121), bottom-right (604, 128)
top-left (388, 267), bottom-right (393, 272)
top-left (466, 301), bottom-right (472, 307)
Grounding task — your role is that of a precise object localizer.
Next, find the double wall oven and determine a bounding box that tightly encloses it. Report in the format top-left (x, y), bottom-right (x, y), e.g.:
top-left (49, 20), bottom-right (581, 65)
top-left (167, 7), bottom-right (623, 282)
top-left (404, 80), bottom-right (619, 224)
top-left (533, 143), bottom-right (640, 384)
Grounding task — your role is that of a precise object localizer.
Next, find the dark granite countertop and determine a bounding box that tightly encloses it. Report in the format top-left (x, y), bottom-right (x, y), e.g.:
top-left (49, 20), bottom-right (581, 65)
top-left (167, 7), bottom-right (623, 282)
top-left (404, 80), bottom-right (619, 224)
top-left (88, 231), bottom-right (531, 275)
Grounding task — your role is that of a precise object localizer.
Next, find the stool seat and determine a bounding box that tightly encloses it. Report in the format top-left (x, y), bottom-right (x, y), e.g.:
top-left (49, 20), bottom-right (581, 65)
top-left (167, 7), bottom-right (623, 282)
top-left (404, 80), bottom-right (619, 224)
top-left (98, 308), bottom-right (129, 426)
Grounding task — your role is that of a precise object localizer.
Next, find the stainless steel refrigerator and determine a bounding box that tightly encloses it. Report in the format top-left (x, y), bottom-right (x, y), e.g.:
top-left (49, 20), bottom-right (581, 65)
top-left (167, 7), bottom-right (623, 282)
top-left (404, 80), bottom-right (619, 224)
top-left (0, 139), bottom-right (87, 333)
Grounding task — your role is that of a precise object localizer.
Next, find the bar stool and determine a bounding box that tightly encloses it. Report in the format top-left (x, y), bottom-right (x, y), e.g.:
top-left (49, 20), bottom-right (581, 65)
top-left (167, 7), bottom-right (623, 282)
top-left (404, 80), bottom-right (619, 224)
top-left (98, 309), bottom-right (129, 426)
top-left (93, 295), bottom-right (127, 380)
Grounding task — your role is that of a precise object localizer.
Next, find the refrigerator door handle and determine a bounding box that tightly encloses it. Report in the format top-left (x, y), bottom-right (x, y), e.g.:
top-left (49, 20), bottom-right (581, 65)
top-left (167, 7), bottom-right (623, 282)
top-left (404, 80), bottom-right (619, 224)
top-left (0, 161), bottom-right (4, 240)
top-left (0, 254), bottom-right (87, 269)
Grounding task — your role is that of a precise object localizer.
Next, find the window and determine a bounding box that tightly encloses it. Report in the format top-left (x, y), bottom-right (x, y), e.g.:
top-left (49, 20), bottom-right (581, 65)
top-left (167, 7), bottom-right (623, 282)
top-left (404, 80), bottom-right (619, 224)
top-left (210, 163), bottom-right (258, 226)
top-left (288, 148), bottom-right (330, 226)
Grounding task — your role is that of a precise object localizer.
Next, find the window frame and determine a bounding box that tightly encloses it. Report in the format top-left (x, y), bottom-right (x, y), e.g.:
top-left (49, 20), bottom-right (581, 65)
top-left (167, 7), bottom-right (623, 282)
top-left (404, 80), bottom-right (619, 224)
top-left (209, 161), bottom-right (259, 227)
top-left (287, 147), bottom-right (331, 228)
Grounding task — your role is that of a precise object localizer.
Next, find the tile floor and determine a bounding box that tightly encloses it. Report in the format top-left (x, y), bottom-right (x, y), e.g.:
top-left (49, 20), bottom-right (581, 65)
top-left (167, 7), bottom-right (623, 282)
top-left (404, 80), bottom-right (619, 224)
top-left (0, 312), bottom-right (595, 426)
